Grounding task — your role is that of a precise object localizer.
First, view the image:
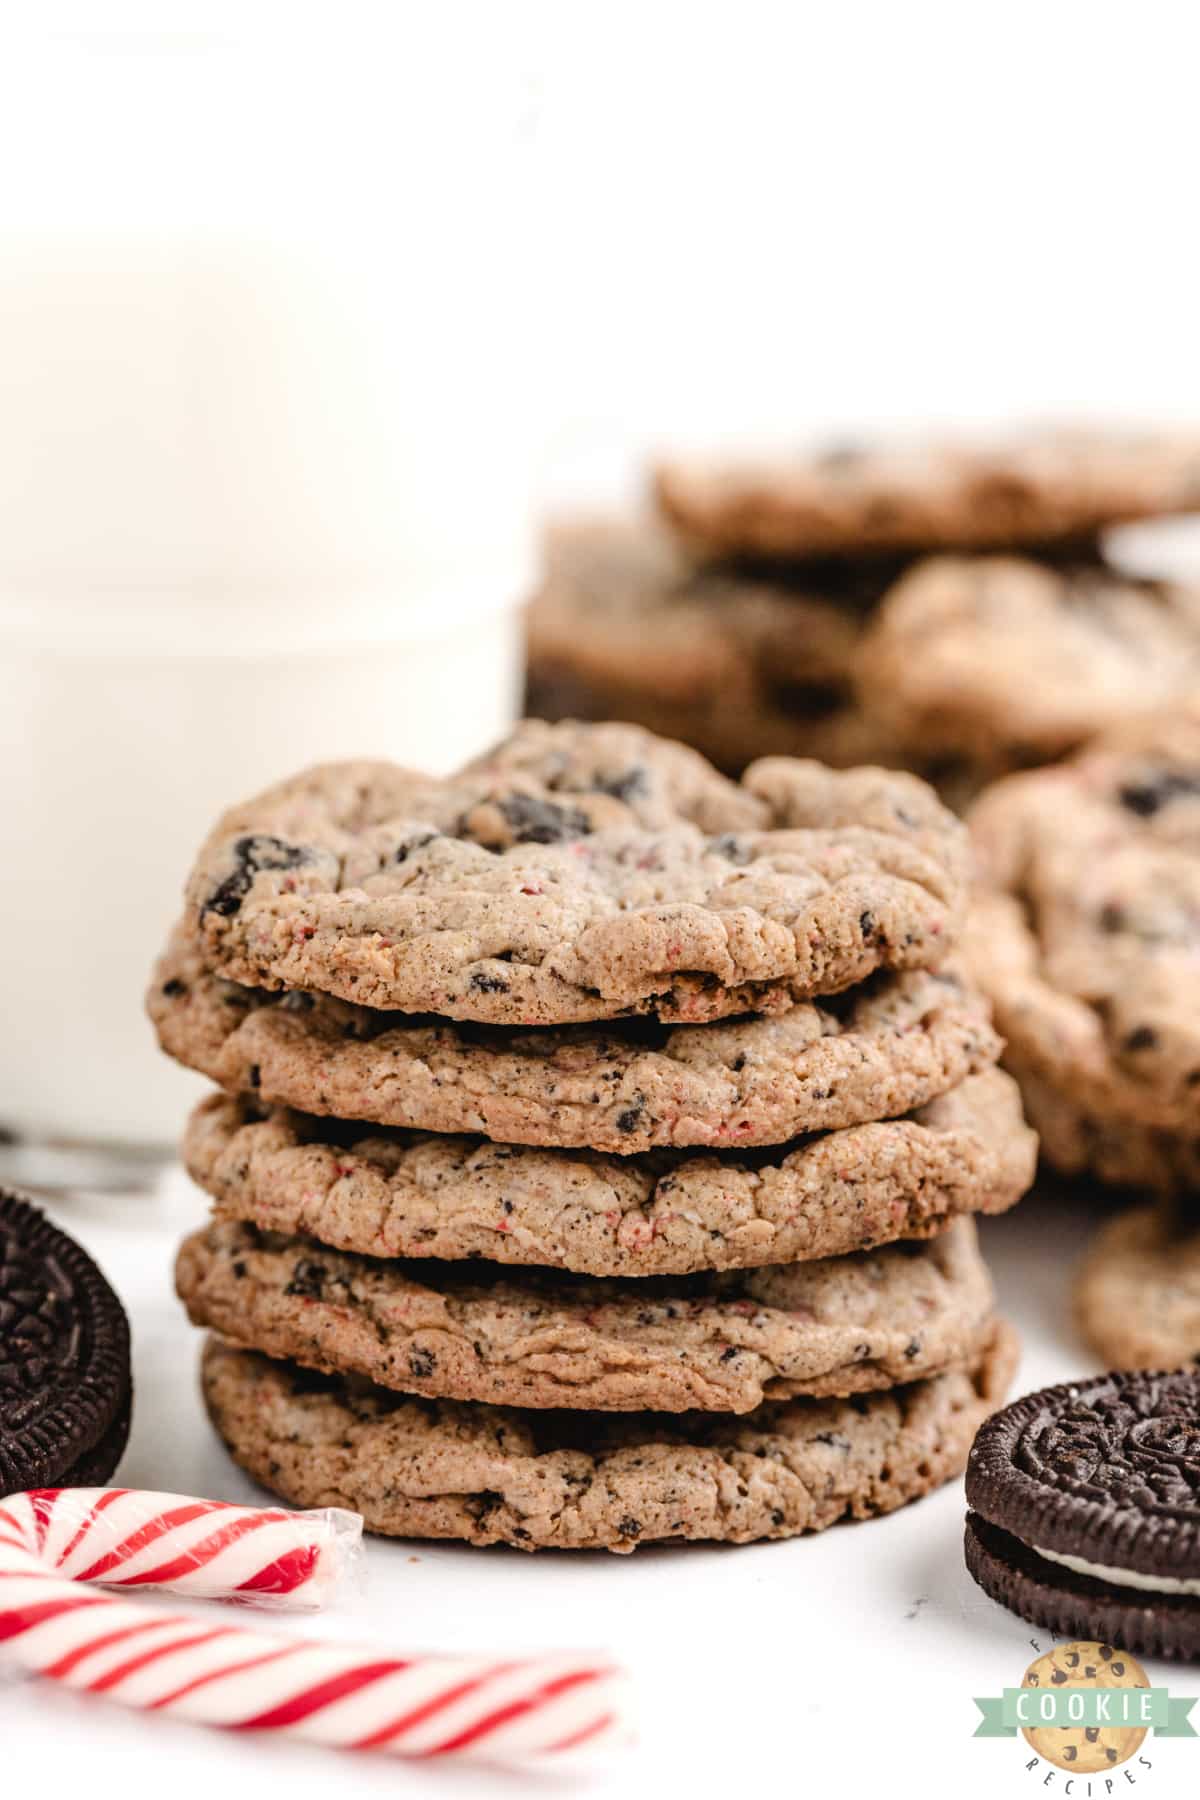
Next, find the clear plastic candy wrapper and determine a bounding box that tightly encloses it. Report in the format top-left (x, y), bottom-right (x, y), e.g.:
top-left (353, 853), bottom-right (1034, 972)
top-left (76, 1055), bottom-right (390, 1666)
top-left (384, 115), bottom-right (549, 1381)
top-left (0, 1487), bottom-right (364, 1610)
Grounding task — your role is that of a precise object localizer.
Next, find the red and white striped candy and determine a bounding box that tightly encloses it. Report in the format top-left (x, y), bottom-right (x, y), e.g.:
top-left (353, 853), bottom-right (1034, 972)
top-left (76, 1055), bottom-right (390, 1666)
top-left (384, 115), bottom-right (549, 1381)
top-left (0, 1488), bottom-right (630, 1764)
top-left (5, 1487), bottom-right (360, 1606)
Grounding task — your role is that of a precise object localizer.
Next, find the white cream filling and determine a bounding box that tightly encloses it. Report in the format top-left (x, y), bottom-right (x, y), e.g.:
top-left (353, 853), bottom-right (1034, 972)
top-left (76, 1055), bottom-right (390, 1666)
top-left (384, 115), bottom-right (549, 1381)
top-left (1033, 1542), bottom-right (1200, 1597)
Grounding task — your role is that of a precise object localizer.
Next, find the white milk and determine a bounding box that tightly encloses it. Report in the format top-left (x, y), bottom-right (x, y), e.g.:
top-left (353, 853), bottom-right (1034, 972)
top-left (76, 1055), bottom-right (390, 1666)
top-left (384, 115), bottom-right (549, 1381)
top-left (0, 33), bottom-right (542, 1149)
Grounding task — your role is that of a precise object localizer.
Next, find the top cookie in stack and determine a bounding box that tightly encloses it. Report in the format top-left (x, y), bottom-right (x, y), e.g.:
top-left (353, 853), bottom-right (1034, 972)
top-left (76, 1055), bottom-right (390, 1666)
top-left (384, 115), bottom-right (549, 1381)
top-left (529, 430), bottom-right (1200, 803)
top-left (152, 720), bottom-right (1032, 1551)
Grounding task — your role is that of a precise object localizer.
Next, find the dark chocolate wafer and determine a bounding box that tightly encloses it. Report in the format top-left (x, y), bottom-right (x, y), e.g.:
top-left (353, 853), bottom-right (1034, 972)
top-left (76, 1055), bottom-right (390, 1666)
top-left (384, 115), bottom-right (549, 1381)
top-left (965, 1369), bottom-right (1200, 1660)
top-left (0, 1188), bottom-right (132, 1493)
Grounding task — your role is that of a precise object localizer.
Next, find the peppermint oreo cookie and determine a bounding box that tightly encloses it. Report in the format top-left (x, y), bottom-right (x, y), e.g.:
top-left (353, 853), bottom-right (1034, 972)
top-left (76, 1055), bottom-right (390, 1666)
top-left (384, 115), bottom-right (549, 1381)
top-left (525, 516), bottom-right (901, 774)
top-left (654, 428), bottom-right (1200, 559)
top-left (180, 719), bottom-right (969, 1025)
top-left (1075, 1205), bottom-right (1200, 1370)
top-left (967, 720), bottom-right (1200, 1191)
top-left (965, 1370), bottom-right (1200, 1659)
top-left (182, 1067), bottom-right (1034, 1279)
top-left (855, 556), bottom-right (1200, 767)
top-left (0, 1188), bottom-right (132, 1491)
top-left (202, 1319), bottom-right (1018, 1550)
top-left (151, 934), bottom-right (1000, 1154)
top-left (177, 1215), bottom-right (995, 1414)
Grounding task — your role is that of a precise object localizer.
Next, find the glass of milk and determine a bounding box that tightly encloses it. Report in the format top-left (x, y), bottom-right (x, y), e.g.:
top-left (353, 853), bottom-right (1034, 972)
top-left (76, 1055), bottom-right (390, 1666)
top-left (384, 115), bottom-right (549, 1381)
top-left (0, 29), bottom-right (543, 1174)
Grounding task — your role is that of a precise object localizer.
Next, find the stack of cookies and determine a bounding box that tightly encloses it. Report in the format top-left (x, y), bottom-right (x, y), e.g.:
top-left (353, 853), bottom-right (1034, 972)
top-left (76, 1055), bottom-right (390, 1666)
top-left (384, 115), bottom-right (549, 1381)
top-left (527, 430), bottom-right (1200, 804)
top-left (150, 720), bottom-right (1033, 1551)
top-left (965, 715), bottom-right (1200, 1370)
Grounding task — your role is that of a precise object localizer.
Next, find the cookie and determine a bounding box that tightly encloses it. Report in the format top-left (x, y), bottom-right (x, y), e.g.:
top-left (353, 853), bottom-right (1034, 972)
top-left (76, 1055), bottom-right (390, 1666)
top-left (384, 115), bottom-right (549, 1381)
top-left (1075, 1204), bottom-right (1200, 1369)
top-left (1010, 1060), bottom-right (1200, 1195)
top-left (183, 1068), bottom-right (1034, 1278)
top-left (180, 719), bottom-right (970, 1024)
top-left (967, 721), bottom-right (1200, 1184)
top-left (176, 1215), bottom-right (995, 1415)
top-left (200, 1318), bottom-right (1018, 1550)
top-left (965, 1368), bottom-right (1200, 1659)
top-left (856, 556), bottom-right (1200, 764)
top-left (151, 932), bottom-right (1001, 1153)
top-left (0, 1187), bottom-right (132, 1492)
top-left (654, 428), bottom-right (1200, 559)
top-left (1019, 1643), bottom-right (1150, 1772)
top-left (525, 516), bottom-right (901, 773)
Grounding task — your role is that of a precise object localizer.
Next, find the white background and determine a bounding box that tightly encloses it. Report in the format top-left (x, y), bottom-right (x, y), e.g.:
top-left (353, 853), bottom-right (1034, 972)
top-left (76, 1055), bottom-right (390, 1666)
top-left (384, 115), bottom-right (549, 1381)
top-left (5, 6), bottom-right (1200, 1797)
top-left (10, 1), bottom-right (1200, 498)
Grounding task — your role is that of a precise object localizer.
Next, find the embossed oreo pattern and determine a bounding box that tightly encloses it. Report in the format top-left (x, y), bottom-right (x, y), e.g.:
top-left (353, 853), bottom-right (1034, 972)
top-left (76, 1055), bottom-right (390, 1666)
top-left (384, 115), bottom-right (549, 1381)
top-left (0, 1188), bottom-right (132, 1491)
top-left (967, 1369), bottom-right (1200, 1580)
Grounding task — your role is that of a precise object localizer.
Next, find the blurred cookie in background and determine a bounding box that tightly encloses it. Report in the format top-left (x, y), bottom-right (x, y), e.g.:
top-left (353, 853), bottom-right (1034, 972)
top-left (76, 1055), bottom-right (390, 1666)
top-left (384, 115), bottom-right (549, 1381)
top-left (528, 429), bottom-right (1200, 810)
top-left (854, 556), bottom-right (1200, 771)
top-left (524, 516), bottom-right (902, 773)
top-left (1076, 1200), bottom-right (1200, 1369)
top-left (966, 716), bottom-right (1200, 1196)
top-left (653, 427), bottom-right (1200, 559)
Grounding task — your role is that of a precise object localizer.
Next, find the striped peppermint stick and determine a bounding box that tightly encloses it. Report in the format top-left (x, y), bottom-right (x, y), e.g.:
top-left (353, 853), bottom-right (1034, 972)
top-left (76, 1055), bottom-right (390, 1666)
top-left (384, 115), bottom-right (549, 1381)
top-left (0, 1489), bottom-right (630, 1763)
top-left (5, 1488), bottom-right (362, 1606)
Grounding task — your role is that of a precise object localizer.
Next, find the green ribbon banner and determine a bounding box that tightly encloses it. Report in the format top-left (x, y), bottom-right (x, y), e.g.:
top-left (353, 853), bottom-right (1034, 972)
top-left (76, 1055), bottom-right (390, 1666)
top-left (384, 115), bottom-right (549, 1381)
top-left (974, 1687), bottom-right (1197, 1738)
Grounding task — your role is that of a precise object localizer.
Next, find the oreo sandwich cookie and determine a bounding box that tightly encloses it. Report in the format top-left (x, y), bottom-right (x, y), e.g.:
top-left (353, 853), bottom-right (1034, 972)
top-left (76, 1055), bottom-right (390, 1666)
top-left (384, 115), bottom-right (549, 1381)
top-left (0, 1187), bottom-right (132, 1492)
top-left (965, 1369), bottom-right (1200, 1660)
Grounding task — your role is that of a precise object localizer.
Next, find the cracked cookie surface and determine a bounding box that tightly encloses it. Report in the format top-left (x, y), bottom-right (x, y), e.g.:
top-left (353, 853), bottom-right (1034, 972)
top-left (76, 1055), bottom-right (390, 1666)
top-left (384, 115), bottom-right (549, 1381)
top-left (151, 931), bottom-right (999, 1151)
top-left (200, 1319), bottom-right (1017, 1549)
top-left (654, 428), bottom-right (1200, 558)
top-left (179, 719), bottom-right (969, 1024)
top-left (967, 720), bottom-right (1200, 1184)
top-left (183, 1068), bottom-right (1034, 1278)
top-left (177, 1216), bottom-right (995, 1414)
top-left (856, 556), bottom-right (1200, 764)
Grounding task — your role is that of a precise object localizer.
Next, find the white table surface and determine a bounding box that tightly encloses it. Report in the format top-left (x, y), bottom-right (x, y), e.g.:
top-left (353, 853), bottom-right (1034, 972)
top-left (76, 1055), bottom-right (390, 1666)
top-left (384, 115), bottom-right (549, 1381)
top-left (5, 1171), bottom-right (1196, 1799)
